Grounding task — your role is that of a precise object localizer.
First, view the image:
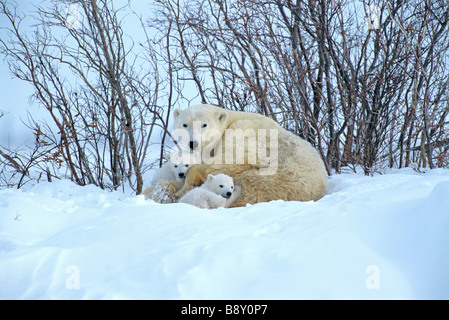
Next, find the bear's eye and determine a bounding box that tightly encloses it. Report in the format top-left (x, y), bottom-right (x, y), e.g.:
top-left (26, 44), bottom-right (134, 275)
top-left (185, 164), bottom-right (189, 167)
top-left (183, 123), bottom-right (188, 128)
top-left (174, 165), bottom-right (178, 168)
top-left (219, 185), bottom-right (224, 188)
top-left (202, 123), bottom-right (207, 128)
top-left (231, 186), bottom-right (234, 189)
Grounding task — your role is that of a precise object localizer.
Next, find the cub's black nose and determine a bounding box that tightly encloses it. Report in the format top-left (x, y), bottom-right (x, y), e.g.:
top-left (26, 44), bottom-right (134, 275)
top-left (226, 191), bottom-right (232, 197)
top-left (178, 172), bottom-right (185, 178)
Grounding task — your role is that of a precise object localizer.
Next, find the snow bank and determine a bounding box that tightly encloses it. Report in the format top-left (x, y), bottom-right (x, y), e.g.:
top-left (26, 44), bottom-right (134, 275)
top-left (0, 169), bottom-right (448, 299)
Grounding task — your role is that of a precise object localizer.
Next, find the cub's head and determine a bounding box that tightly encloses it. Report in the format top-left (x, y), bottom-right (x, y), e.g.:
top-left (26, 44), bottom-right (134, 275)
top-left (172, 104), bottom-right (228, 152)
top-left (203, 174), bottom-right (234, 199)
top-left (168, 160), bottom-right (190, 180)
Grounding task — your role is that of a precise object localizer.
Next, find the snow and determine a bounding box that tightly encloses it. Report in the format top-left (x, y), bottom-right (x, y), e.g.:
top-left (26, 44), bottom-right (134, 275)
top-left (0, 168), bottom-right (448, 300)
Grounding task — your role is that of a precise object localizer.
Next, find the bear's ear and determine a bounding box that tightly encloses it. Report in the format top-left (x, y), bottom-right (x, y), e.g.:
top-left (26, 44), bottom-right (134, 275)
top-left (217, 110), bottom-right (228, 124)
top-left (173, 108), bottom-right (180, 120)
top-left (206, 174), bottom-right (215, 182)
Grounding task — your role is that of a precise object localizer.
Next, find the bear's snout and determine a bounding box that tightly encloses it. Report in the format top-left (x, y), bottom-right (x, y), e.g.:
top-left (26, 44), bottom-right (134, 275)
top-left (222, 191), bottom-right (232, 199)
top-left (178, 172), bottom-right (185, 178)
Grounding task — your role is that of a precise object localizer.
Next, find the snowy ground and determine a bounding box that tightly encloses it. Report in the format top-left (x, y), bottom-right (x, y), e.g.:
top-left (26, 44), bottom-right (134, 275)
top-left (0, 168), bottom-right (448, 300)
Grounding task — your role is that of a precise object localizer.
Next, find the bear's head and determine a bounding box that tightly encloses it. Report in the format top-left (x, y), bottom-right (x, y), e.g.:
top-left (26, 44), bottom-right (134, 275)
top-left (167, 159), bottom-right (190, 180)
top-left (203, 174), bottom-right (235, 199)
top-left (172, 104), bottom-right (228, 153)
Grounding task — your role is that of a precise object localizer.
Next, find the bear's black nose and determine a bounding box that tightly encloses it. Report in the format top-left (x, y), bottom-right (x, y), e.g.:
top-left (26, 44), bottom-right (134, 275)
top-left (178, 172), bottom-right (185, 178)
top-left (189, 140), bottom-right (199, 150)
top-left (223, 191), bottom-right (232, 198)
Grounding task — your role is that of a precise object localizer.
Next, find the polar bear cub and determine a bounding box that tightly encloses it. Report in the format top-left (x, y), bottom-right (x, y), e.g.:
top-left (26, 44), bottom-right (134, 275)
top-left (151, 158), bottom-right (191, 190)
top-left (178, 174), bottom-right (241, 209)
top-left (142, 158), bottom-right (192, 203)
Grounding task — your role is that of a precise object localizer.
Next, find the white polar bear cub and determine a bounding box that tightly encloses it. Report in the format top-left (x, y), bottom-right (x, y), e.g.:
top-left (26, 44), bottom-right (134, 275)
top-left (178, 174), bottom-right (241, 209)
top-left (151, 158), bottom-right (191, 190)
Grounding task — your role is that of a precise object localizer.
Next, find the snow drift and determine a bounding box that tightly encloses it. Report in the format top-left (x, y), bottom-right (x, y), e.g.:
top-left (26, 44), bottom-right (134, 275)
top-left (0, 168), bottom-right (448, 299)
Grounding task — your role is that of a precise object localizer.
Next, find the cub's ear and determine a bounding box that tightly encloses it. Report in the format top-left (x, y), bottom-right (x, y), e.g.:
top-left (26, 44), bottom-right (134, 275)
top-left (173, 108), bottom-right (181, 120)
top-left (206, 174), bottom-right (215, 182)
top-left (217, 110), bottom-right (228, 124)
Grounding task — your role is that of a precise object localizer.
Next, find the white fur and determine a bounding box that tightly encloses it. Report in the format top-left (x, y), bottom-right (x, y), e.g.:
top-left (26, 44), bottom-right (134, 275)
top-left (178, 174), bottom-right (241, 209)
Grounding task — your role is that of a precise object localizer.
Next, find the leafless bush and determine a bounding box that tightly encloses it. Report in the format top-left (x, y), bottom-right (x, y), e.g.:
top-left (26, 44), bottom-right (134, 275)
top-left (0, 0), bottom-right (174, 192)
top-left (152, 0), bottom-right (449, 174)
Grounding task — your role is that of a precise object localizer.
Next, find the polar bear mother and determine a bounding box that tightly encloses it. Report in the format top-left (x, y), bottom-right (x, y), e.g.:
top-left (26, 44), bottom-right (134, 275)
top-left (169, 104), bottom-right (327, 207)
